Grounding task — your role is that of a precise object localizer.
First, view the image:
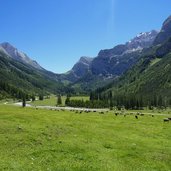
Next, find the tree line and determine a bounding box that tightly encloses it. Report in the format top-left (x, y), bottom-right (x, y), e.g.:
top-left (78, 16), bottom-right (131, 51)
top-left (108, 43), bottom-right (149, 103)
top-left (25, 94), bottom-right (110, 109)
top-left (90, 90), bottom-right (171, 109)
top-left (0, 81), bottom-right (29, 100)
top-left (65, 94), bottom-right (108, 108)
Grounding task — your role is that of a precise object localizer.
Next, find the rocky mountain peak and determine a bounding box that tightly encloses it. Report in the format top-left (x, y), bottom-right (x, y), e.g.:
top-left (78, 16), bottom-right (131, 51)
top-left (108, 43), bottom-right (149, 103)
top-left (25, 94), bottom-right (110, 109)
top-left (153, 15), bottom-right (171, 45)
top-left (71, 56), bottom-right (93, 78)
top-left (91, 30), bottom-right (158, 77)
top-left (0, 42), bottom-right (43, 70)
top-left (1, 42), bottom-right (14, 49)
top-left (79, 56), bottom-right (93, 64)
top-left (126, 30), bottom-right (158, 50)
top-left (162, 15), bottom-right (171, 31)
top-left (97, 30), bottom-right (158, 59)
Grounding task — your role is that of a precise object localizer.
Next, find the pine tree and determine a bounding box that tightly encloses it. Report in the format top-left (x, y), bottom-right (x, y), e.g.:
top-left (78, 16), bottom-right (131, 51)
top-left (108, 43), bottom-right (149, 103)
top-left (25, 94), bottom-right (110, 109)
top-left (22, 96), bottom-right (26, 108)
top-left (158, 95), bottom-right (163, 107)
top-left (65, 94), bottom-right (70, 105)
top-left (109, 99), bottom-right (113, 110)
top-left (57, 94), bottom-right (62, 106)
top-left (90, 92), bottom-right (93, 101)
top-left (39, 94), bottom-right (44, 101)
top-left (31, 94), bottom-right (35, 102)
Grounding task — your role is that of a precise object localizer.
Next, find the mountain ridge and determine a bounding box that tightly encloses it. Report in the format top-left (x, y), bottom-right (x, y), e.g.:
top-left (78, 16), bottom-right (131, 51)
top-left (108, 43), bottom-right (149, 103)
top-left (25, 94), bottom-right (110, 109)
top-left (91, 15), bottom-right (171, 107)
top-left (62, 30), bottom-right (158, 92)
top-left (0, 42), bottom-right (43, 70)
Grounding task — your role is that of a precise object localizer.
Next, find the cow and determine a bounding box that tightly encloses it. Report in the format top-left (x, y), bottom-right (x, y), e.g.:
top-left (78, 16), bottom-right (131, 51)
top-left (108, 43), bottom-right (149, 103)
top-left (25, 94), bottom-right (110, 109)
top-left (163, 118), bottom-right (170, 122)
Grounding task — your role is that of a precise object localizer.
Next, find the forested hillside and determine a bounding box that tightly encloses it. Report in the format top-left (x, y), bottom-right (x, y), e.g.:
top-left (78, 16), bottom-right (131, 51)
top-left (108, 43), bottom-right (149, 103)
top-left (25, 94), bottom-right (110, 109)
top-left (0, 50), bottom-right (72, 99)
top-left (90, 16), bottom-right (171, 109)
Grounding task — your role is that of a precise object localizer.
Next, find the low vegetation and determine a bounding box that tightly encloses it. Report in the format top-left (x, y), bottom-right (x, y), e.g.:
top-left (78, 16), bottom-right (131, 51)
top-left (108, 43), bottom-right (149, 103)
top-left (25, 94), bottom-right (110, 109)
top-left (29, 95), bottom-right (89, 107)
top-left (0, 105), bottom-right (171, 170)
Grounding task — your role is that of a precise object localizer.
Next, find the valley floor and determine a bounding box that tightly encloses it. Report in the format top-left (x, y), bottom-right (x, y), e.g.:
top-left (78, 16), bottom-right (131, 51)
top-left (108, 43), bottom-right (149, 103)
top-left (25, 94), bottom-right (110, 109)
top-left (0, 105), bottom-right (171, 171)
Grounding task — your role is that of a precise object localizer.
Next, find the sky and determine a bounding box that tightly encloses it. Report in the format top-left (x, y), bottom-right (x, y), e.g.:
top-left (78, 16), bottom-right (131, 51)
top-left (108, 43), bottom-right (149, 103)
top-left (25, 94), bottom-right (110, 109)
top-left (0, 0), bottom-right (171, 73)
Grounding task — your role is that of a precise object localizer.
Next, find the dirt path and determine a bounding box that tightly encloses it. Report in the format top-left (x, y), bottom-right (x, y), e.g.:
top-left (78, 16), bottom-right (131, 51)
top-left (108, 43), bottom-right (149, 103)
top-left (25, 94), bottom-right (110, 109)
top-left (34, 105), bottom-right (108, 112)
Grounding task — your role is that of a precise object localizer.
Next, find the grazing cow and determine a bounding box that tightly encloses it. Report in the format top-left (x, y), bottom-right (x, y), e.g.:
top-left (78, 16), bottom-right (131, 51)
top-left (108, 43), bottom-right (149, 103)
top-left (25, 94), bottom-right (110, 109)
top-left (168, 118), bottom-right (171, 120)
top-left (163, 118), bottom-right (170, 122)
top-left (135, 115), bottom-right (138, 119)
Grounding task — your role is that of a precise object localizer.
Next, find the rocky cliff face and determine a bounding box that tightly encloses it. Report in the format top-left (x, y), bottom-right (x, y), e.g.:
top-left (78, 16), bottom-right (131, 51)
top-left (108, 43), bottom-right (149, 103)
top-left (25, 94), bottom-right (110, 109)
top-left (61, 30), bottom-right (159, 92)
top-left (91, 30), bottom-right (158, 76)
top-left (153, 15), bottom-right (171, 45)
top-left (65, 30), bottom-right (158, 80)
top-left (96, 16), bottom-right (171, 102)
top-left (0, 42), bottom-right (43, 70)
top-left (71, 56), bottom-right (93, 78)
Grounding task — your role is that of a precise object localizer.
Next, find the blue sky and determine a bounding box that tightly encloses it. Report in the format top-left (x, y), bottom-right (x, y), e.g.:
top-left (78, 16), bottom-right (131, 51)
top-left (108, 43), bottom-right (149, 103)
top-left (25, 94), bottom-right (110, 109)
top-left (0, 0), bottom-right (171, 73)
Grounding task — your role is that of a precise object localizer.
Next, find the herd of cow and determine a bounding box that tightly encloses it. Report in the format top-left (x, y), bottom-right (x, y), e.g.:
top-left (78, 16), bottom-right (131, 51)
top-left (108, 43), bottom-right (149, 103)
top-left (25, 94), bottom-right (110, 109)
top-left (37, 107), bottom-right (171, 123)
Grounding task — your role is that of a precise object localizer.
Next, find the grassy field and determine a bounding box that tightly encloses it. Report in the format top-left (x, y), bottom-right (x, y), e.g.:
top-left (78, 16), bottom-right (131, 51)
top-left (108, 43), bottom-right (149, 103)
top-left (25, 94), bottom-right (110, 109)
top-left (0, 105), bottom-right (171, 171)
top-left (29, 95), bottom-right (89, 106)
top-left (0, 99), bottom-right (17, 104)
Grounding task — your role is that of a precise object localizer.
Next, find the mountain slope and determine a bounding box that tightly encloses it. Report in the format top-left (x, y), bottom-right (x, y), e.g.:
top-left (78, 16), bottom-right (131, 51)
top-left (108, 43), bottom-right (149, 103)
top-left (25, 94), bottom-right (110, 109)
top-left (0, 45), bottom-right (71, 99)
top-left (59, 56), bottom-right (94, 84)
top-left (0, 42), bottom-right (43, 70)
top-left (72, 56), bottom-right (93, 78)
top-left (62, 30), bottom-right (158, 92)
top-left (153, 15), bottom-right (171, 45)
top-left (93, 15), bottom-right (171, 107)
top-left (91, 30), bottom-right (158, 76)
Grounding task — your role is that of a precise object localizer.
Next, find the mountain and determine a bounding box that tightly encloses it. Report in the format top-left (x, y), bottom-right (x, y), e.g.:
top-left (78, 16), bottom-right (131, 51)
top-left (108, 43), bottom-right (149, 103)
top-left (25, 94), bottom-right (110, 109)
top-left (92, 15), bottom-right (171, 107)
top-left (59, 56), bottom-right (93, 84)
top-left (0, 19), bottom-right (164, 98)
top-left (153, 15), bottom-right (171, 45)
top-left (62, 30), bottom-right (158, 92)
top-left (91, 30), bottom-right (158, 76)
top-left (71, 56), bottom-right (93, 78)
top-left (0, 43), bottom-right (72, 99)
top-left (0, 42), bottom-right (43, 70)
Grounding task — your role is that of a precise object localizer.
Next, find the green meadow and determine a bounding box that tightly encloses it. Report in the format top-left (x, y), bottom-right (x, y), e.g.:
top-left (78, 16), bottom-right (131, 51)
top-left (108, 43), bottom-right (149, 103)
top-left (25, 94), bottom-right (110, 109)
top-left (0, 105), bottom-right (171, 171)
top-left (29, 96), bottom-right (89, 106)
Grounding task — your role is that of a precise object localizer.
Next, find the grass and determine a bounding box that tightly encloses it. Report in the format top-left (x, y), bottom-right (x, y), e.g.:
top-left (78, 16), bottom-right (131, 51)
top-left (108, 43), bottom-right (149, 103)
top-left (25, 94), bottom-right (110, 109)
top-left (0, 105), bottom-right (171, 170)
top-left (0, 99), bottom-right (17, 104)
top-left (150, 58), bottom-right (162, 67)
top-left (29, 95), bottom-right (89, 107)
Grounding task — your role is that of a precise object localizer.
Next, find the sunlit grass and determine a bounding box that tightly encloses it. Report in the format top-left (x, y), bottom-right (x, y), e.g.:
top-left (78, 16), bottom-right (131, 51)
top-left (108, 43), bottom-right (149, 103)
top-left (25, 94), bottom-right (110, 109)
top-left (29, 95), bottom-right (89, 106)
top-left (0, 105), bottom-right (171, 170)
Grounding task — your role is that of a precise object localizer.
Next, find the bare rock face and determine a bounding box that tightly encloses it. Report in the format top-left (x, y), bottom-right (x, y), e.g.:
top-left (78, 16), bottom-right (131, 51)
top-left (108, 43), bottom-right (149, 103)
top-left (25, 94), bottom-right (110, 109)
top-left (71, 56), bottom-right (93, 78)
top-left (64, 30), bottom-right (158, 83)
top-left (126, 30), bottom-right (159, 49)
top-left (156, 37), bottom-right (171, 57)
top-left (0, 42), bottom-right (43, 70)
top-left (91, 30), bottom-right (158, 76)
top-left (153, 15), bottom-right (171, 45)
